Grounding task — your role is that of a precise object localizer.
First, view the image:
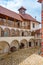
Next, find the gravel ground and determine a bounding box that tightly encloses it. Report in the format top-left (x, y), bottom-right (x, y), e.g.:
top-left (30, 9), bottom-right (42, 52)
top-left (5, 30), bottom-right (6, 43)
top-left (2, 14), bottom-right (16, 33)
top-left (0, 47), bottom-right (40, 65)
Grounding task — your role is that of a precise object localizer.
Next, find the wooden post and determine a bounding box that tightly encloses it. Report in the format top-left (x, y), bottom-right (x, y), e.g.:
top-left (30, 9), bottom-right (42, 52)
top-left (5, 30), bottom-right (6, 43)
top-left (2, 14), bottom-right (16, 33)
top-left (6, 17), bottom-right (8, 26)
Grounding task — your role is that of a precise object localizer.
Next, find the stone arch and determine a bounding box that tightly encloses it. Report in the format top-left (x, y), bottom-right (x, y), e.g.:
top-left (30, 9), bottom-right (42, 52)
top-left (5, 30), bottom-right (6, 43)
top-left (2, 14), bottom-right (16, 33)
top-left (15, 30), bottom-right (20, 36)
top-left (0, 41), bottom-right (10, 54)
top-left (19, 30), bottom-right (22, 36)
top-left (28, 39), bottom-right (35, 47)
top-left (28, 31), bottom-right (31, 36)
top-left (4, 28), bottom-right (10, 37)
top-left (35, 39), bottom-right (41, 47)
top-left (20, 30), bottom-right (25, 36)
top-left (31, 31), bottom-right (35, 36)
top-left (10, 40), bottom-right (19, 49)
top-left (10, 29), bottom-right (15, 37)
top-left (35, 39), bottom-right (38, 47)
top-left (20, 39), bottom-right (28, 48)
top-left (24, 31), bottom-right (28, 36)
top-left (21, 31), bottom-right (24, 36)
top-left (0, 27), bottom-right (4, 37)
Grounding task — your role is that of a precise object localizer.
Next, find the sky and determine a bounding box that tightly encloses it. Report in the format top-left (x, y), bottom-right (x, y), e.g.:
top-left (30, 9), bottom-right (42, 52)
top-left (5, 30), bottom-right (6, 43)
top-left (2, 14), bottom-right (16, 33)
top-left (0, 0), bottom-right (41, 22)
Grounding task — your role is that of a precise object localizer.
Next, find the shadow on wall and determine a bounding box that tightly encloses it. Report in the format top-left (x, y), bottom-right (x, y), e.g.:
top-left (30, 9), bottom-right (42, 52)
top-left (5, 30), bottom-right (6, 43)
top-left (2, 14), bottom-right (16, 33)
top-left (10, 46), bottom-right (17, 52)
top-left (19, 43), bottom-right (25, 49)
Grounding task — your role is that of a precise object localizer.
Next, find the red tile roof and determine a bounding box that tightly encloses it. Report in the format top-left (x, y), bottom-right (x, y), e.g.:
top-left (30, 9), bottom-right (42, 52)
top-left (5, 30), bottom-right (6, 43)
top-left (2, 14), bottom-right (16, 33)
top-left (19, 13), bottom-right (41, 23)
top-left (0, 6), bottom-right (41, 24)
top-left (38, 0), bottom-right (42, 3)
top-left (0, 6), bottom-right (22, 21)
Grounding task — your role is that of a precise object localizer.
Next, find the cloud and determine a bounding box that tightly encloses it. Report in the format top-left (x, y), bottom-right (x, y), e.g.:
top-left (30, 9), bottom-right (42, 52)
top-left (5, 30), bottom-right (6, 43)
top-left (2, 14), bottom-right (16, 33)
top-left (0, 0), bottom-right (23, 12)
top-left (7, 0), bottom-right (23, 8)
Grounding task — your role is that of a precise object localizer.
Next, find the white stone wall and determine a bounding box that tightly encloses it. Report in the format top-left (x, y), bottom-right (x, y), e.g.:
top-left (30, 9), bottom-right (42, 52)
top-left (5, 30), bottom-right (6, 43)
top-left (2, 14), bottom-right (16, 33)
top-left (30, 21), bottom-right (40, 31)
top-left (0, 36), bottom-right (34, 44)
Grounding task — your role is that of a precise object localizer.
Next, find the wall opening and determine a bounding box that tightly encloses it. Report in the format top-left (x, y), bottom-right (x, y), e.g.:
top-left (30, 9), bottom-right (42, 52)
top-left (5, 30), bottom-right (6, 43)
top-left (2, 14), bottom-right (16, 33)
top-left (10, 46), bottom-right (17, 52)
top-left (19, 43), bottom-right (25, 49)
top-left (29, 42), bottom-right (31, 47)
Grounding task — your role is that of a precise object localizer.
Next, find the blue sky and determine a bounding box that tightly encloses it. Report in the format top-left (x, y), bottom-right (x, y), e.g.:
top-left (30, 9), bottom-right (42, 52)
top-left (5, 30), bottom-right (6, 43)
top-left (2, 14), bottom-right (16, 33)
top-left (0, 0), bottom-right (41, 22)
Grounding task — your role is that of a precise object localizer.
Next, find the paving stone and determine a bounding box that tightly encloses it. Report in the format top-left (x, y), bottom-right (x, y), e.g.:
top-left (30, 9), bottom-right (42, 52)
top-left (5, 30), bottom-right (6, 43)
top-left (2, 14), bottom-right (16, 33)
top-left (0, 47), bottom-right (40, 65)
top-left (19, 54), bottom-right (43, 65)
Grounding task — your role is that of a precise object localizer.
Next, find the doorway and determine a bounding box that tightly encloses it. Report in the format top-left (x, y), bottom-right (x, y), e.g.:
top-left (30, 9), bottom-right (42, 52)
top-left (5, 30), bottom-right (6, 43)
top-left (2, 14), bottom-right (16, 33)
top-left (29, 42), bottom-right (31, 47)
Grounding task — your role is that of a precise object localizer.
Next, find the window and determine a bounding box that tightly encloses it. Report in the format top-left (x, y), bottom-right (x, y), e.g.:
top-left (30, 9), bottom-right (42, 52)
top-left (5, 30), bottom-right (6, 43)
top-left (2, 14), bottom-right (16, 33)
top-left (33, 23), bottom-right (35, 28)
top-left (20, 10), bottom-right (25, 14)
top-left (22, 10), bottom-right (25, 14)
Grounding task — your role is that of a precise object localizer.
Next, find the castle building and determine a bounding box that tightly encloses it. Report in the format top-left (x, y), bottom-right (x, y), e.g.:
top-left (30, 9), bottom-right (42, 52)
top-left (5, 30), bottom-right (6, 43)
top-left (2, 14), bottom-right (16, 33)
top-left (0, 6), bottom-right (41, 53)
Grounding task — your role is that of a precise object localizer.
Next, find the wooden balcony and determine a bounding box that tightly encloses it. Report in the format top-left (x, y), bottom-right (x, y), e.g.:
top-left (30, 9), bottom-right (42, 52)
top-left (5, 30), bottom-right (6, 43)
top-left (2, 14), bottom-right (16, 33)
top-left (0, 14), bottom-right (30, 29)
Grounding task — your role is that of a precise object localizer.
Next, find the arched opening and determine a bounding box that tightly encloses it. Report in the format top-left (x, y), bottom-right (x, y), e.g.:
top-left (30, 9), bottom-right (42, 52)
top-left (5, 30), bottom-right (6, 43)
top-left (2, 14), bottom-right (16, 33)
top-left (28, 31), bottom-right (31, 36)
top-left (18, 22), bottom-right (20, 27)
top-left (40, 42), bottom-right (41, 47)
top-left (31, 31), bottom-right (35, 36)
top-left (24, 31), bottom-right (28, 36)
top-left (22, 32), bottom-right (24, 36)
top-left (10, 29), bottom-right (15, 37)
top-left (38, 39), bottom-right (41, 47)
top-left (20, 30), bottom-right (24, 36)
top-left (15, 30), bottom-right (20, 36)
top-left (35, 40), bottom-right (39, 47)
top-left (1, 29), bottom-right (4, 37)
top-left (0, 41), bottom-right (10, 54)
top-left (19, 43), bottom-right (25, 49)
top-left (29, 42), bottom-right (31, 47)
top-left (36, 42), bottom-right (38, 46)
top-left (4, 28), bottom-right (10, 37)
top-left (20, 39), bottom-right (28, 48)
top-left (29, 39), bottom-right (35, 47)
top-left (10, 46), bottom-right (17, 52)
top-left (36, 39), bottom-right (41, 47)
top-left (10, 40), bottom-right (19, 52)
top-left (16, 20), bottom-right (20, 27)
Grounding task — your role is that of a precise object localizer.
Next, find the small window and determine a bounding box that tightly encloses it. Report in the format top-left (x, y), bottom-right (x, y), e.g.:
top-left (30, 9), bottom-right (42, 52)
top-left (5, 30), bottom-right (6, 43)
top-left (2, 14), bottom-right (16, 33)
top-left (33, 23), bottom-right (35, 28)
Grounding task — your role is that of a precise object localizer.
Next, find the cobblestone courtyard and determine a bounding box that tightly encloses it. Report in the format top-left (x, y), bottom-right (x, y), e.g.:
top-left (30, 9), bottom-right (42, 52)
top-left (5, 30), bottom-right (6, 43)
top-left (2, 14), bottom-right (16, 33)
top-left (0, 47), bottom-right (40, 65)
